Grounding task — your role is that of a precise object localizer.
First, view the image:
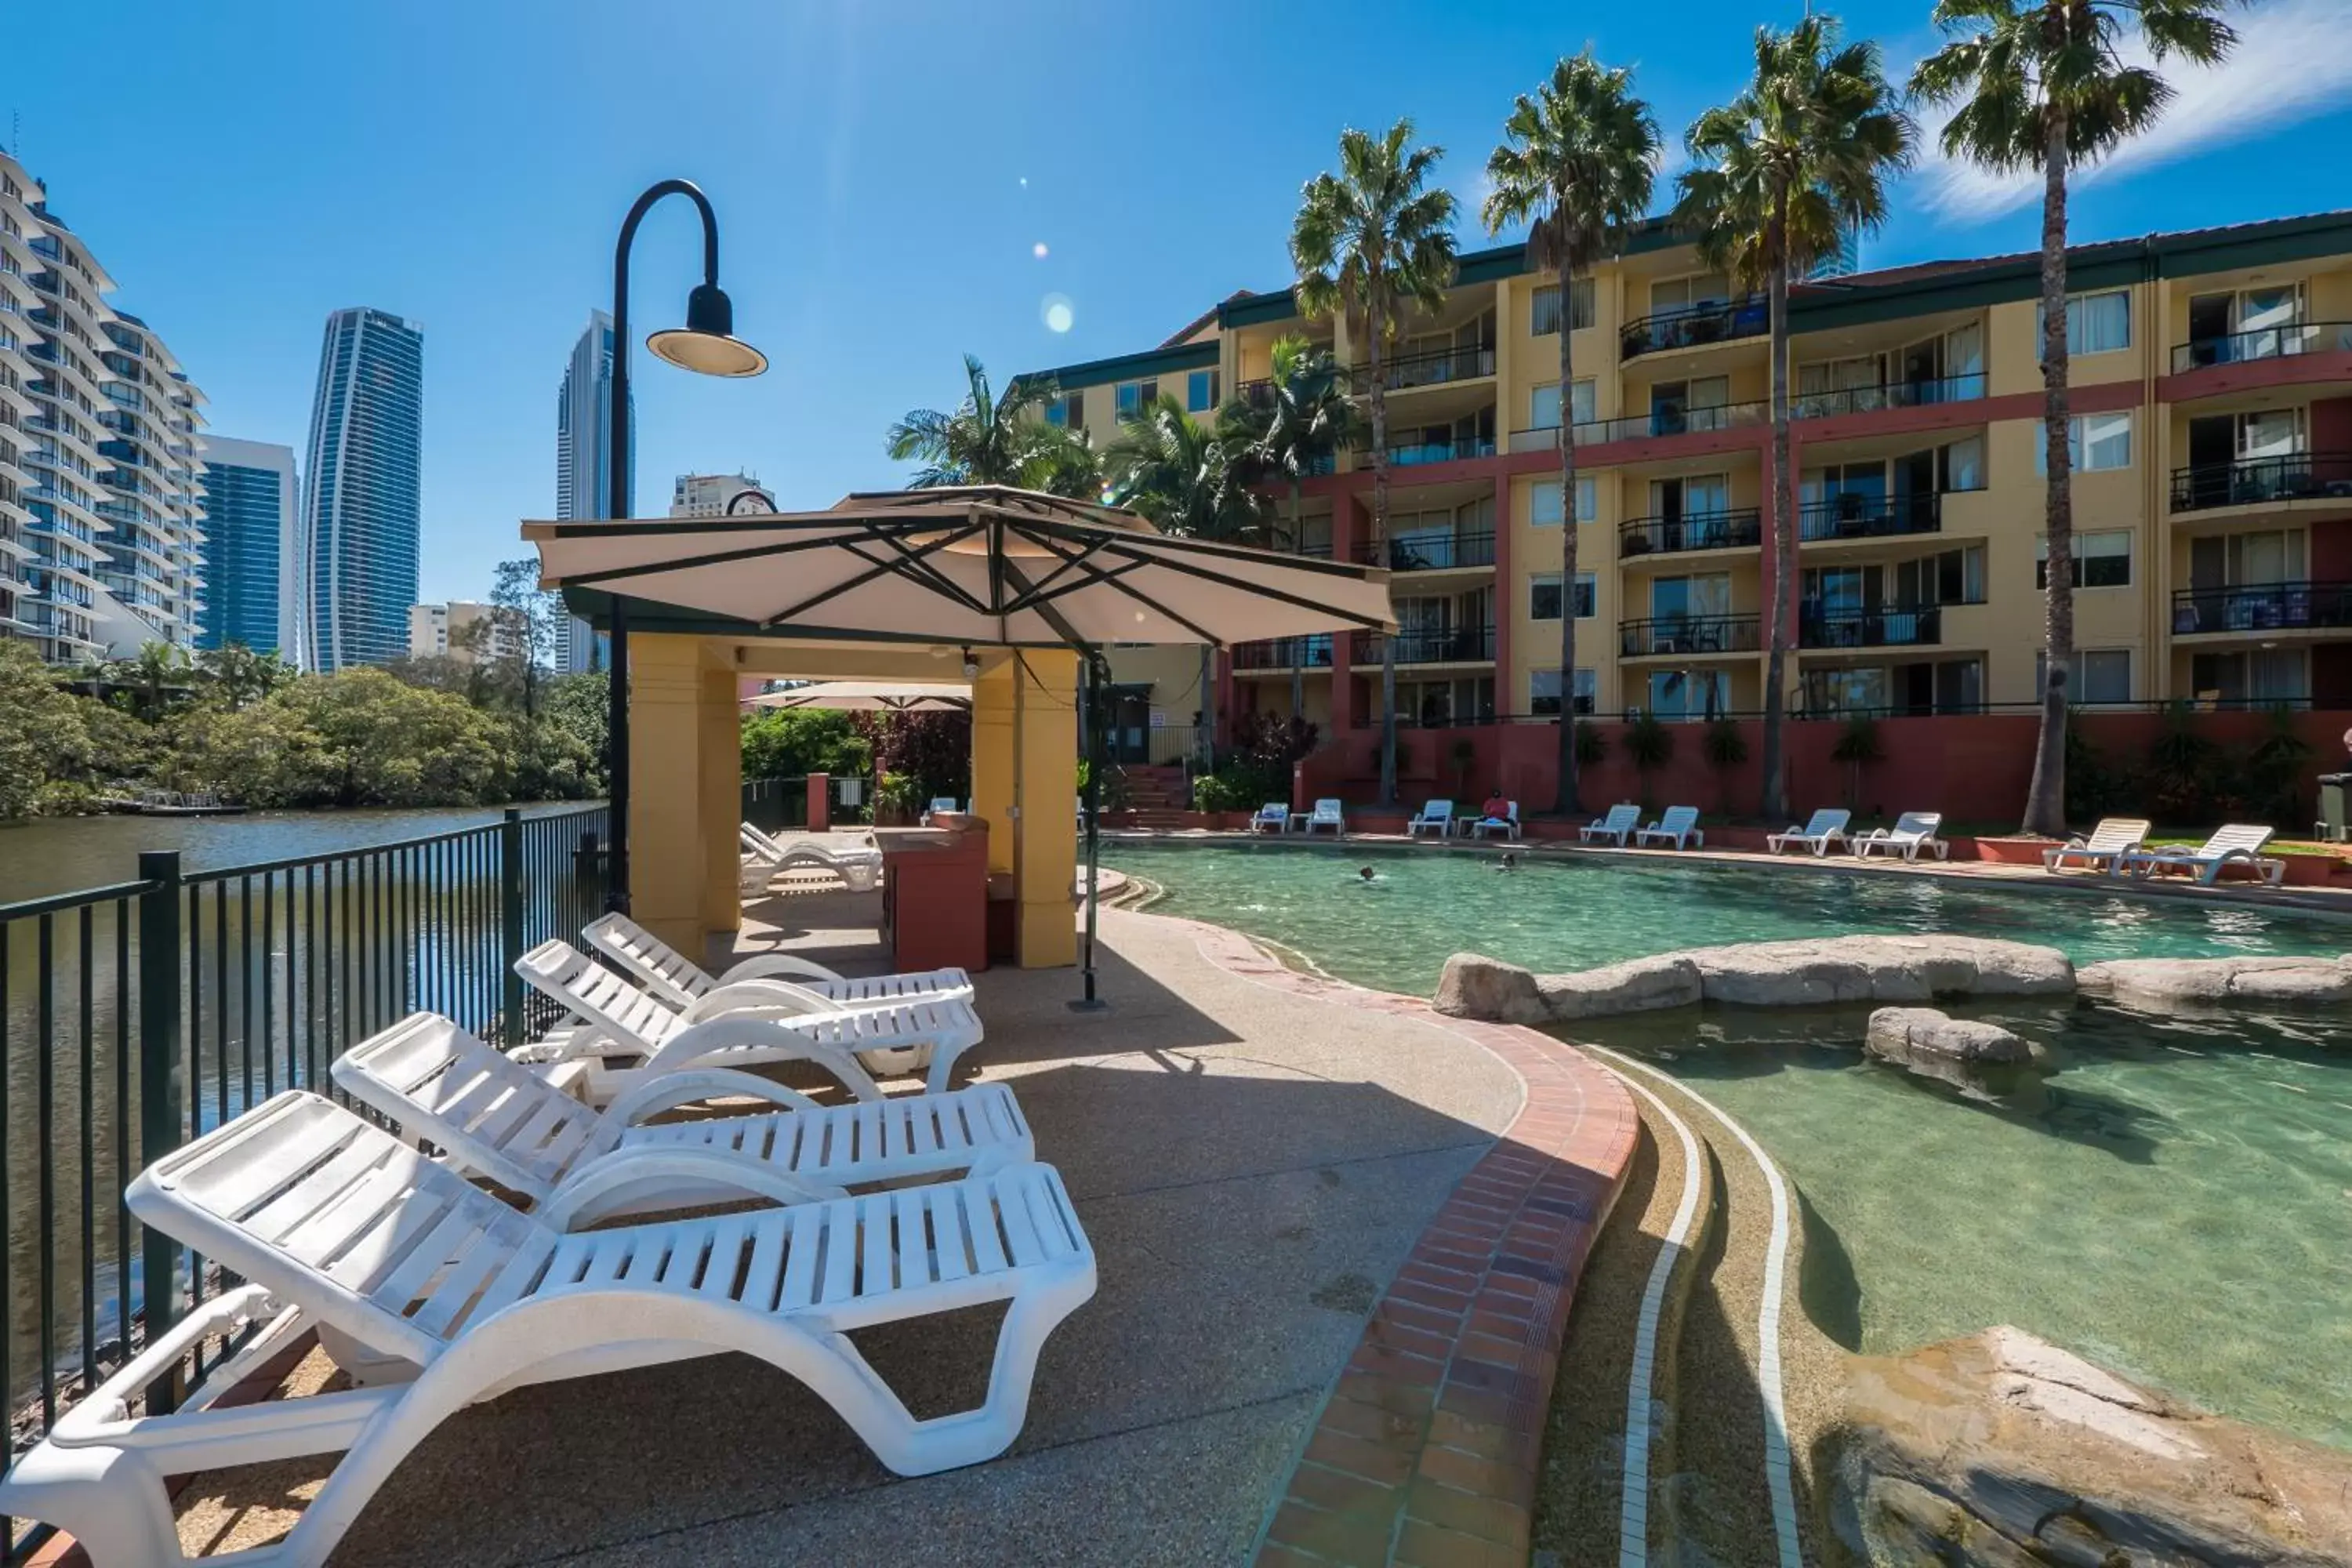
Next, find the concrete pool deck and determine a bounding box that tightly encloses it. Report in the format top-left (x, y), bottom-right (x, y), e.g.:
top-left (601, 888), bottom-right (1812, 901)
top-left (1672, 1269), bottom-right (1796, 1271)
top-left (148, 893), bottom-right (1644, 1567)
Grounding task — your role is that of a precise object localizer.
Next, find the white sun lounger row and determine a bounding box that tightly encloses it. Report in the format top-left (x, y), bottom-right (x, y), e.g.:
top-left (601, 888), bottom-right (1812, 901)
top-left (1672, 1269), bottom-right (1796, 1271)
top-left (2047, 818), bottom-right (2285, 884)
top-left (740, 822), bottom-right (883, 895)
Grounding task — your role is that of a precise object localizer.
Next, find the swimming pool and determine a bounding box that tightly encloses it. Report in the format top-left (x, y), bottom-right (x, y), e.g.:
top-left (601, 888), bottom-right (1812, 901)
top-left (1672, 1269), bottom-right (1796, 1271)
top-left (1104, 840), bottom-right (2352, 1447)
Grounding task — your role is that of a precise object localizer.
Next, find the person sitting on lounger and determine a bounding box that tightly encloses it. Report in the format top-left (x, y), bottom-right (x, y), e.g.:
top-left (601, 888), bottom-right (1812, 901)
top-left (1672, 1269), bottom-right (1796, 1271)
top-left (1478, 791), bottom-right (1511, 832)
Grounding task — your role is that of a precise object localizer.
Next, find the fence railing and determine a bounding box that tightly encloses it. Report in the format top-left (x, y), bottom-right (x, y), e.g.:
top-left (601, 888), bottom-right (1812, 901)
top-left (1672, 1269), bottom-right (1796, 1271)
top-left (1232, 635), bottom-right (1334, 671)
top-left (1350, 626), bottom-right (1497, 665)
top-left (0, 803), bottom-right (608, 1561)
top-left (2171, 579), bottom-right (2352, 635)
top-left (1354, 530), bottom-right (1496, 571)
top-left (1618, 614), bottom-right (1762, 657)
top-left (2169, 451), bottom-right (2352, 512)
top-left (2172, 321), bottom-right (2352, 372)
top-left (1800, 607), bottom-right (1944, 649)
top-left (1619, 297), bottom-right (1769, 359)
top-left (1618, 508), bottom-right (1763, 558)
top-left (1797, 492), bottom-right (1942, 543)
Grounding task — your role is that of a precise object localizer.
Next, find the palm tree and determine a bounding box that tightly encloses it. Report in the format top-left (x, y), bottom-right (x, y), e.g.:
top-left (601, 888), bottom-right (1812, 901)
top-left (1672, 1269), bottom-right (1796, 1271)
top-left (1672, 16), bottom-right (1912, 821)
top-left (1232, 333), bottom-right (1358, 720)
top-left (1104, 394), bottom-right (1268, 760)
top-left (1292, 120), bottom-right (1459, 807)
top-left (1483, 50), bottom-right (1659, 818)
top-left (1912, 0), bottom-right (2235, 835)
top-left (885, 354), bottom-right (1099, 496)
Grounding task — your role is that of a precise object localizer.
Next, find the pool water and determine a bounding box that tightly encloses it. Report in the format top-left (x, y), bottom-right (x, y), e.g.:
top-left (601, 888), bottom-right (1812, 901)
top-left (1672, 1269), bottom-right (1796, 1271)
top-left (1105, 842), bottom-right (2352, 1447)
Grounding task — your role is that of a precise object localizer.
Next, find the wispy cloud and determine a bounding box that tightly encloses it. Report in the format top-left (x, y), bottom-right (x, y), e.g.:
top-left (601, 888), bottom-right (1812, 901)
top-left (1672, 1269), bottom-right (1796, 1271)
top-left (1907, 0), bottom-right (2352, 223)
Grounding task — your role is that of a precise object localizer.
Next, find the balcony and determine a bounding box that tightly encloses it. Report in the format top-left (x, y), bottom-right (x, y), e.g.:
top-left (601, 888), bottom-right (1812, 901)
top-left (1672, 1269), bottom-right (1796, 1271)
top-left (1355, 345), bottom-right (1495, 394)
top-left (2172, 322), bottom-right (2352, 374)
top-left (1619, 508), bottom-right (1763, 559)
top-left (1351, 625), bottom-right (1496, 665)
top-left (2170, 451), bottom-right (2352, 512)
top-left (1797, 492), bottom-right (1942, 543)
top-left (1619, 297), bottom-right (1769, 360)
top-left (1354, 530), bottom-right (1495, 572)
top-left (1362, 435), bottom-right (1496, 468)
top-left (1507, 400), bottom-right (1768, 454)
top-left (1619, 614), bottom-right (1761, 657)
top-left (1793, 373), bottom-right (1987, 419)
top-left (2170, 580), bottom-right (2352, 636)
top-left (1232, 634), bottom-right (1334, 671)
top-left (1800, 608), bottom-right (1942, 649)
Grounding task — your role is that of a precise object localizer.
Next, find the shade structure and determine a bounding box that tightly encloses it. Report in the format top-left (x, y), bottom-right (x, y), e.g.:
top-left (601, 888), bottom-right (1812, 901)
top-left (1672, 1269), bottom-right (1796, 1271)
top-left (744, 681), bottom-right (971, 713)
top-left (524, 485), bottom-right (1396, 648)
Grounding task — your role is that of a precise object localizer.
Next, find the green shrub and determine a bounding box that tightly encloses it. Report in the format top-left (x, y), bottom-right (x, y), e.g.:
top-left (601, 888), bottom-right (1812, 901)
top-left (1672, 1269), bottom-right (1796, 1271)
top-left (1574, 720), bottom-right (1606, 767)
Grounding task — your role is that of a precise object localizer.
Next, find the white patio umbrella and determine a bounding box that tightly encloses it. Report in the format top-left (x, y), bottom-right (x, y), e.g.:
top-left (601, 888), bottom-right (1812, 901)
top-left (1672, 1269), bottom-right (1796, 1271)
top-left (528, 485), bottom-right (1396, 1005)
top-left (743, 681), bottom-right (971, 713)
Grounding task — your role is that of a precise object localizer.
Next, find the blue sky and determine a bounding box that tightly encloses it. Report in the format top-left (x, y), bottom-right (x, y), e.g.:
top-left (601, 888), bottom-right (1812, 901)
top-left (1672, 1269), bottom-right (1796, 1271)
top-left (12, 0), bottom-right (2351, 603)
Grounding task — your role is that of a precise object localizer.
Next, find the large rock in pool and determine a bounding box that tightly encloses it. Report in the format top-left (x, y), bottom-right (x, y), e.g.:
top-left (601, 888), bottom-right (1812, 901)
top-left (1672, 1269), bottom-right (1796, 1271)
top-left (2078, 953), bottom-right (2352, 1010)
top-left (1827, 1326), bottom-right (2352, 1566)
top-left (1864, 1006), bottom-right (2034, 1065)
top-left (1433, 953), bottom-right (1548, 1024)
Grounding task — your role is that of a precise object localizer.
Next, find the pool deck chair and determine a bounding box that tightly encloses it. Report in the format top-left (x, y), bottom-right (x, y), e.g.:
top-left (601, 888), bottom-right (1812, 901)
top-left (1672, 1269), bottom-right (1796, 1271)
top-left (2116, 824), bottom-right (2285, 886)
top-left (740, 824), bottom-right (882, 894)
top-left (1468, 802), bottom-right (1521, 840)
top-left (583, 911), bottom-right (971, 1014)
top-left (1635, 806), bottom-right (1704, 850)
top-left (515, 939), bottom-right (983, 1098)
top-left (333, 1013), bottom-right (1033, 1227)
top-left (1767, 808), bottom-right (1851, 856)
top-left (2042, 817), bottom-right (2151, 874)
top-left (1249, 802), bottom-right (1288, 834)
top-left (1852, 811), bottom-right (1949, 862)
top-left (1304, 799), bottom-right (1346, 837)
top-left (1579, 804), bottom-right (1641, 847)
top-left (1405, 800), bottom-right (1454, 838)
top-left (0, 1091), bottom-right (1092, 1567)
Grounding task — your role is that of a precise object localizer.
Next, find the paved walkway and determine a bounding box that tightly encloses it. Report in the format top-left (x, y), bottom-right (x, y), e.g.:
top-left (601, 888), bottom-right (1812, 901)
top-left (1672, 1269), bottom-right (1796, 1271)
top-left (167, 902), bottom-right (1549, 1566)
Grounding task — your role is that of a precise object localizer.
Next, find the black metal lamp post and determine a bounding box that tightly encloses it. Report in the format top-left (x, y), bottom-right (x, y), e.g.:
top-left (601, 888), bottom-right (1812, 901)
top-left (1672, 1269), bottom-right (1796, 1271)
top-left (604, 180), bottom-right (766, 913)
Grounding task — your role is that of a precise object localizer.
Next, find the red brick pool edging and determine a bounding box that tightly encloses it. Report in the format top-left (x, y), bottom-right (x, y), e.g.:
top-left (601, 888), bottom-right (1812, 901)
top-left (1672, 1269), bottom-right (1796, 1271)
top-left (1176, 922), bottom-right (1642, 1568)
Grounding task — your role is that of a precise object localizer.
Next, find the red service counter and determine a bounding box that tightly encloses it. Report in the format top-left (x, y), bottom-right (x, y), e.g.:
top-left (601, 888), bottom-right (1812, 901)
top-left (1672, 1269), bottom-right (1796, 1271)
top-left (876, 819), bottom-right (990, 974)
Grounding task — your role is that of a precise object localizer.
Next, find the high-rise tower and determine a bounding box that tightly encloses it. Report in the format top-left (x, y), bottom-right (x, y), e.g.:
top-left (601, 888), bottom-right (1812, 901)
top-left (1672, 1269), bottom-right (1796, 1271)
top-left (301, 307), bottom-right (422, 670)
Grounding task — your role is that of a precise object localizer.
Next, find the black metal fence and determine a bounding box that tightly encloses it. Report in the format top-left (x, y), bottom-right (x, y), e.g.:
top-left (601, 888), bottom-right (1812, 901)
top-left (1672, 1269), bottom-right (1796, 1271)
top-left (0, 804), bottom-right (608, 1560)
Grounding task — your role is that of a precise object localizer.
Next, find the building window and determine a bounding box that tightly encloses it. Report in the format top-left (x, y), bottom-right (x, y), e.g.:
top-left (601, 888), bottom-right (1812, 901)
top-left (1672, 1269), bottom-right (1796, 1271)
top-left (1646, 669), bottom-right (1730, 720)
top-left (1529, 379), bottom-right (1595, 432)
top-left (2042, 289), bottom-right (2132, 356)
top-left (1531, 278), bottom-right (1596, 336)
top-left (2191, 648), bottom-right (2307, 706)
top-left (2038, 411), bottom-right (2133, 475)
top-left (1529, 476), bottom-right (1596, 527)
top-left (1940, 434), bottom-right (1985, 492)
top-left (2038, 648), bottom-right (2131, 704)
top-left (1530, 666), bottom-right (1597, 717)
top-left (1527, 572), bottom-right (1597, 621)
top-left (2036, 528), bottom-right (2132, 589)
top-left (1115, 379), bottom-right (1157, 421)
top-left (1185, 369), bottom-right (1219, 413)
top-left (1891, 545), bottom-right (1986, 607)
top-left (1045, 390), bottom-right (1085, 430)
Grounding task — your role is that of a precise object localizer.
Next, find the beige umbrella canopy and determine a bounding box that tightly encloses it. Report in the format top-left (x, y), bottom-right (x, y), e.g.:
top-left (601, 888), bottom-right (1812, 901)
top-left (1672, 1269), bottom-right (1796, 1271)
top-left (526, 485), bottom-right (1395, 648)
top-left (744, 681), bottom-right (971, 713)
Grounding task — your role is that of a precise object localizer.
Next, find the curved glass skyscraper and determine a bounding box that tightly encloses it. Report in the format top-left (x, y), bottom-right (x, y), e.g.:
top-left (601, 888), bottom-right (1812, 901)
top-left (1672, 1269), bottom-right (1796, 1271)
top-left (301, 307), bottom-right (422, 670)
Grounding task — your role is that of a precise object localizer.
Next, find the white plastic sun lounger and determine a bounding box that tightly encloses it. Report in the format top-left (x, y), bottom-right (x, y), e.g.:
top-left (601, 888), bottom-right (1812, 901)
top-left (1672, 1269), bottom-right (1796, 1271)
top-left (1468, 802), bottom-right (1521, 840)
top-left (1249, 802), bottom-right (1287, 833)
top-left (1405, 800), bottom-right (1454, 838)
top-left (515, 939), bottom-right (983, 1098)
top-left (2115, 823), bottom-right (2285, 885)
top-left (2042, 816), bottom-right (2151, 874)
top-left (1766, 808), bottom-right (1850, 856)
top-left (1635, 806), bottom-right (1704, 850)
top-left (0, 1091), bottom-right (1093, 1566)
top-left (583, 911), bottom-right (971, 1015)
top-left (1579, 803), bottom-right (1641, 846)
top-left (740, 824), bottom-right (882, 894)
top-left (333, 1013), bottom-right (1033, 1227)
top-left (1852, 811), bottom-right (1949, 862)
top-left (1304, 798), bottom-right (1345, 836)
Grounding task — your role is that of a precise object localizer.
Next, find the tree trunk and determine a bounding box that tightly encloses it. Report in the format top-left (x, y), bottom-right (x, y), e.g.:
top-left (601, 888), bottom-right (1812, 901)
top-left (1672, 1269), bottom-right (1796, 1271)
top-left (1555, 254), bottom-right (1584, 816)
top-left (1368, 302), bottom-right (1398, 807)
top-left (1198, 643), bottom-right (1214, 774)
top-left (1290, 480), bottom-right (1306, 721)
top-left (2020, 99), bottom-right (2074, 837)
top-left (1758, 202), bottom-right (1795, 822)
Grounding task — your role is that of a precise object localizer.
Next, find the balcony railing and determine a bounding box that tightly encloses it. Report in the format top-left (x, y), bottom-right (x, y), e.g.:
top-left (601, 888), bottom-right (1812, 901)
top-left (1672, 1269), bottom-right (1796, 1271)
top-left (1618, 508), bottom-right (1763, 558)
top-left (2172, 321), bottom-right (2352, 373)
top-left (1351, 625), bottom-right (1496, 664)
top-left (1619, 614), bottom-right (1761, 657)
top-left (1354, 530), bottom-right (1496, 571)
top-left (1800, 608), bottom-right (1942, 649)
top-left (1356, 345), bottom-right (1496, 393)
top-left (2169, 451), bottom-right (2352, 511)
top-left (1620, 297), bottom-right (1769, 359)
top-left (1232, 634), bottom-right (1334, 670)
top-left (1792, 373), bottom-right (1987, 418)
top-left (1507, 400), bottom-right (1768, 454)
top-left (2170, 580), bottom-right (2352, 635)
top-left (1797, 492), bottom-right (1942, 543)
top-left (1359, 436), bottom-right (1497, 467)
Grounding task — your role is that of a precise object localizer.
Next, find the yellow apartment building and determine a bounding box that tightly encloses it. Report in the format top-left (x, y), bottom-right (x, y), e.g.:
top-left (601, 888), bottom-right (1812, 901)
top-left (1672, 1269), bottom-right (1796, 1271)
top-left (1023, 209), bottom-right (2352, 761)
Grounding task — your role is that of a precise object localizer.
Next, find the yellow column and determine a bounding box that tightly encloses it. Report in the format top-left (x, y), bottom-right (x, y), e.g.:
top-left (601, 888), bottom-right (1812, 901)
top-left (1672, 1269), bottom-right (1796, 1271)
top-left (1011, 649), bottom-right (1079, 967)
top-left (699, 663), bottom-right (742, 937)
top-left (969, 657), bottom-right (1017, 875)
top-left (626, 633), bottom-right (707, 952)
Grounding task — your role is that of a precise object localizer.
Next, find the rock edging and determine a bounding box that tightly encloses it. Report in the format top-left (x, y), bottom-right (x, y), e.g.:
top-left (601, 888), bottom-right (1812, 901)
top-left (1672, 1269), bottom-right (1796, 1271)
top-left (2078, 952), bottom-right (2352, 1009)
top-left (1436, 935), bottom-right (2075, 1025)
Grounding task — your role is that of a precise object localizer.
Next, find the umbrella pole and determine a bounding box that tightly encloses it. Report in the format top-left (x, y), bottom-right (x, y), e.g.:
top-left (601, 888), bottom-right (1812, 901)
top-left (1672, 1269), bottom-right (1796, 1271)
top-left (1070, 646), bottom-right (1107, 1012)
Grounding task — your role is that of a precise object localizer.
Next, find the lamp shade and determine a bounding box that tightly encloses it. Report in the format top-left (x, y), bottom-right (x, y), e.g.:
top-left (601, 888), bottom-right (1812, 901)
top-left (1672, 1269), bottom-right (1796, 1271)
top-left (648, 283), bottom-right (768, 377)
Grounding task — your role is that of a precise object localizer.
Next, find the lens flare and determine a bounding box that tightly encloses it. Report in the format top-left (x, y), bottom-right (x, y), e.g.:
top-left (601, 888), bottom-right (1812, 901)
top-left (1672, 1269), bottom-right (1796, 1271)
top-left (1041, 294), bottom-right (1075, 333)
top-left (1033, 241), bottom-right (1050, 260)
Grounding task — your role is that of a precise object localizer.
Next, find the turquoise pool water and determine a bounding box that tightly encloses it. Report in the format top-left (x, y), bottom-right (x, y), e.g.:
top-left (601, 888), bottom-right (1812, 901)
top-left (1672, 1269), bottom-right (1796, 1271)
top-left (1105, 842), bottom-right (2352, 1447)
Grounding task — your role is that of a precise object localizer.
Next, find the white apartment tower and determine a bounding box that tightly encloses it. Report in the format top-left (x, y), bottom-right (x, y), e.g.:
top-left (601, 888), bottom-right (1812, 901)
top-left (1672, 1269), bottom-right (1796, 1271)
top-left (0, 144), bottom-right (209, 661)
top-left (669, 471), bottom-right (771, 517)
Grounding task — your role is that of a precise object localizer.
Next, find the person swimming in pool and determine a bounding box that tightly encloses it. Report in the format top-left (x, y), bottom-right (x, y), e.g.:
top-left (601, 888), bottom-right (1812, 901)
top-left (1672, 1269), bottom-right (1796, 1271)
top-left (1497, 852), bottom-right (1519, 872)
top-left (1358, 866), bottom-right (1377, 881)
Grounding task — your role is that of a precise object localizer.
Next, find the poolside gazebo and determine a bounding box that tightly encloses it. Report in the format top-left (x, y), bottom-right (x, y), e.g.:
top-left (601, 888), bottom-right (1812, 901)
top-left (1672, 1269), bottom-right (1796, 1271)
top-left (528, 486), bottom-right (1392, 970)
